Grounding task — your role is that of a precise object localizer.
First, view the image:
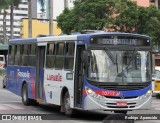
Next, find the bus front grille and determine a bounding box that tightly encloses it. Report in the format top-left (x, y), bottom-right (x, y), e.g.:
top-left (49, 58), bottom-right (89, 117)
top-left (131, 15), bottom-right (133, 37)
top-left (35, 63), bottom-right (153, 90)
top-left (97, 82), bottom-right (150, 91)
top-left (104, 96), bottom-right (138, 99)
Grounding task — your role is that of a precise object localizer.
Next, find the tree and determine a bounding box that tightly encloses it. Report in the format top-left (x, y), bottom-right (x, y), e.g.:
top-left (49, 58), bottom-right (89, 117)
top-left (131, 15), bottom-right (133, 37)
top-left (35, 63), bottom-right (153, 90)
top-left (113, 4), bottom-right (160, 44)
top-left (138, 6), bottom-right (160, 45)
top-left (57, 0), bottom-right (160, 44)
top-left (57, 0), bottom-right (128, 34)
top-left (10, 0), bottom-right (21, 39)
top-left (111, 0), bottom-right (139, 32)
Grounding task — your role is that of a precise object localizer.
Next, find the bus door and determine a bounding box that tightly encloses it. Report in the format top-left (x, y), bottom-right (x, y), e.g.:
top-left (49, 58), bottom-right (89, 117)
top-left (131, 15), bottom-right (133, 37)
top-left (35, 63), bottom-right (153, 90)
top-left (74, 45), bottom-right (85, 107)
top-left (36, 45), bottom-right (46, 101)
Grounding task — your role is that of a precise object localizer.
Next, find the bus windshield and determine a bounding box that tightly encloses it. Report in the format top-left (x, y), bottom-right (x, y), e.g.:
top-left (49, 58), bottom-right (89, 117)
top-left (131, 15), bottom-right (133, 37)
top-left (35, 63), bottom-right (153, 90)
top-left (87, 50), bottom-right (150, 83)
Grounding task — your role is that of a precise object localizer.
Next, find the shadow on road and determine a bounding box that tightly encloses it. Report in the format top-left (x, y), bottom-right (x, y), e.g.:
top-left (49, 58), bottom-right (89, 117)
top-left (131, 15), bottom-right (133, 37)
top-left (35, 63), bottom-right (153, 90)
top-left (36, 104), bottom-right (109, 121)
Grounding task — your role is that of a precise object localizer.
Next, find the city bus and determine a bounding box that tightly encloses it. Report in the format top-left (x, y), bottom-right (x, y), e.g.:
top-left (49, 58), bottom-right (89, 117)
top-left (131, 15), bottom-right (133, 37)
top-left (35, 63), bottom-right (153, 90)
top-left (6, 32), bottom-right (152, 116)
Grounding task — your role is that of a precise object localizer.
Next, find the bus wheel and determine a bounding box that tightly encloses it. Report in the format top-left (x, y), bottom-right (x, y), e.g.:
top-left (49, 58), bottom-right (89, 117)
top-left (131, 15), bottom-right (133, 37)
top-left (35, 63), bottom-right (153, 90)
top-left (22, 84), bottom-right (32, 106)
top-left (2, 80), bottom-right (6, 88)
top-left (63, 92), bottom-right (74, 117)
top-left (2, 76), bottom-right (6, 88)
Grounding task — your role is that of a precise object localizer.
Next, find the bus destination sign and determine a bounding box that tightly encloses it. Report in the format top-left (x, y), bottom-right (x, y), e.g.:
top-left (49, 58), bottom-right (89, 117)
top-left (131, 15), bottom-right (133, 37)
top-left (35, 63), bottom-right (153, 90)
top-left (90, 36), bottom-right (150, 46)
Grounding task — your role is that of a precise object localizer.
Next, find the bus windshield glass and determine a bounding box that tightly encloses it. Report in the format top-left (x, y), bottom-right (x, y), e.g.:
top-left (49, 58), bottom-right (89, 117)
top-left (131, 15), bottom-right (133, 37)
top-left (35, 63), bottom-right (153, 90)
top-left (87, 50), bottom-right (150, 83)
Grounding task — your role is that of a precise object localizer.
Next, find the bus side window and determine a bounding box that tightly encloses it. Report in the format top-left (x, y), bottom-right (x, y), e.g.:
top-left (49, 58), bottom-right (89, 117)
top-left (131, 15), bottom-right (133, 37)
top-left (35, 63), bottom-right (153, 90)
top-left (8, 45), bottom-right (15, 65)
top-left (55, 43), bottom-right (64, 69)
top-left (14, 45), bottom-right (21, 65)
top-left (28, 44), bottom-right (36, 67)
top-left (22, 45), bottom-right (28, 66)
top-left (46, 43), bottom-right (55, 68)
top-left (64, 42), bottom-right (75, 70)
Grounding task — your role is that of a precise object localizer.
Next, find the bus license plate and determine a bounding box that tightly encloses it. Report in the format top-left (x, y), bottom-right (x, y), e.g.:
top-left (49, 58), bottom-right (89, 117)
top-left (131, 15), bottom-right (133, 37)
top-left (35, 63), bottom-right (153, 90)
top-left (116, 102), bottom-right (127, 106)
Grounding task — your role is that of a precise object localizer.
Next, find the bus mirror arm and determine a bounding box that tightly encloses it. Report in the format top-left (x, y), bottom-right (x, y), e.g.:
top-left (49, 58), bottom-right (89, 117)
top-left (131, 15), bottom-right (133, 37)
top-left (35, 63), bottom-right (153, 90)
top-left (82, 50), bottom-right (90, 68)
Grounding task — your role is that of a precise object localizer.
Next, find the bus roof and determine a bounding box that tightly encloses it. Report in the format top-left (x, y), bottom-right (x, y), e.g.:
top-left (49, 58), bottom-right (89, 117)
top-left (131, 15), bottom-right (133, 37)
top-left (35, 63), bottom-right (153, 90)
top-left (37, 35), bottom-right (77, 42)
top-left (9, 38), bottom-right (37, 44)
top-left (8, 32), bottom-right (151, 44)
top-left (78, 32), bottom-right (151, 39)
top-left (37, 32), bottom-right (151, 43)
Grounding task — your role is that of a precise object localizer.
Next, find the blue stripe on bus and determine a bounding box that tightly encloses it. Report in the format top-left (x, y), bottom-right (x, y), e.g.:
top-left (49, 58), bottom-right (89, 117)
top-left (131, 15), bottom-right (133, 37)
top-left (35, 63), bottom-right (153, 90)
top-left (83, 79), bottom-right (151, 97)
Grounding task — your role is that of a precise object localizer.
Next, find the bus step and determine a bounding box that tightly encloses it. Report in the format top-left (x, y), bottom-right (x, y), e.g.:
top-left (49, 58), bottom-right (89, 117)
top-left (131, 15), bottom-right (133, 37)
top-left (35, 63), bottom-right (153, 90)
top-left (36, 99), bottom-right (43, 103)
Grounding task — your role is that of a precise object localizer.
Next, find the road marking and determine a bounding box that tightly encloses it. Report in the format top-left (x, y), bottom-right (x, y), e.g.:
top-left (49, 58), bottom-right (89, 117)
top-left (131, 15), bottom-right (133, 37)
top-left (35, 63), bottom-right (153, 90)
top-left (0, 104), bottom-right (24, 110)
top-left (0, 101), bottom-right (21, 103)
top-left (2, 104), bottom-right (24, 109)
top-left (0, 105), bottom-right (10, 110)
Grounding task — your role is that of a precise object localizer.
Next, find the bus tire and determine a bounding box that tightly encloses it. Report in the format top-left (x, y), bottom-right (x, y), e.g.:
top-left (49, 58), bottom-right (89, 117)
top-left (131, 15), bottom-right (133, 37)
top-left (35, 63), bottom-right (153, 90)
top-left (63, 91), bottom-right (74, 117)
top-left (2, 76), bottom-right (6, 88)
top-left (2, 80), bottom-right (6, 88)
top-left (22, 84), bottom-right (32, 106)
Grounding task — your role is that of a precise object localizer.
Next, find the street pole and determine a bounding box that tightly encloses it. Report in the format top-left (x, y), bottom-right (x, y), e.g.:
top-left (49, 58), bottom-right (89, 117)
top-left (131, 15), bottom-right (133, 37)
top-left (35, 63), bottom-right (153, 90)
top-left (3, 10), bottom-right (7, 44)
top-left (10, 3), bottom-right (14, 39)
top-left (28, 0), bottom-right (32, 38)
top-left (49, 0), bottom-right (53, 35)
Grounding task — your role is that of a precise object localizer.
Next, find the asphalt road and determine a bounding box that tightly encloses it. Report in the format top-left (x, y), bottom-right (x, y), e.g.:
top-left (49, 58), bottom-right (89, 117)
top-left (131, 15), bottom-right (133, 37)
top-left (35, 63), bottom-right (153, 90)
top-left (0, 78), bottom-right (160, 123)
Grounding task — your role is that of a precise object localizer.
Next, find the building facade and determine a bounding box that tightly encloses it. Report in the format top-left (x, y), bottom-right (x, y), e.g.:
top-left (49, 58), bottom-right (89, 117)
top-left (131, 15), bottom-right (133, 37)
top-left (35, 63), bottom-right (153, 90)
top-left (38, 0), bottom-right (75, 20)
top-left (0, 0), bottom-right (37, 41)
top-left (20, 18), bottom-right (62, 38)
top-left (131, 0), bottom-right (160, 7)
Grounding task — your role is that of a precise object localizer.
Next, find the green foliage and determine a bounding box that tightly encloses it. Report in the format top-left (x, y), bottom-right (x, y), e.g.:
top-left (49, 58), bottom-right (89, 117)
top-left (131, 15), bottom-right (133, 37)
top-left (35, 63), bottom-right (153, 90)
top-left (12, 0), bottom-right (21, 7)
top-left (0, 0), bottom-right (21, 11)
top-left (57, 0), bottom-right (121, 34)
top-left (0, 0), bottom-right (10, 10)
top-left (57, 0), bottom-right (160, 44)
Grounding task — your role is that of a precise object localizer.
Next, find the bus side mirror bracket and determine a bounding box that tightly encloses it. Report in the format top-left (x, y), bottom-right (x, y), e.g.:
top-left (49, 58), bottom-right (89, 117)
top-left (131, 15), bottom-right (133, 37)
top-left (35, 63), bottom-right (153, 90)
top-left (82, 50), bottom-right (90, 69)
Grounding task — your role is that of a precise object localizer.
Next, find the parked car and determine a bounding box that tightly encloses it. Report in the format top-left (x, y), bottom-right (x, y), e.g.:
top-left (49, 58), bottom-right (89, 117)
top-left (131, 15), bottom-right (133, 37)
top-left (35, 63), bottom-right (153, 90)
top-left (0, 55), bottom-right (6, 88)
top-left (152, 67), bottom-right (160, 98)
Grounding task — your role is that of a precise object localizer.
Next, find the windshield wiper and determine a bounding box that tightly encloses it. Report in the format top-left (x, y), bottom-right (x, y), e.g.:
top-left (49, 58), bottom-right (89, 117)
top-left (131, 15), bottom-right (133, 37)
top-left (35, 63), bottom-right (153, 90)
top-left (104, 48), bottom-right (117, 64)
top-left (124, 50), bottom-right (137, 72)
top-left (104, 47), bottom-right (118, 73)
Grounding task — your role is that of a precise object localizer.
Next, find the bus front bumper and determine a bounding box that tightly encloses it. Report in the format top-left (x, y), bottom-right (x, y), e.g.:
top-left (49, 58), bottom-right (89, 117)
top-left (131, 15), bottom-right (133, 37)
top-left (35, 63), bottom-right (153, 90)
top-left (83, 95), bottom-right (152, 111)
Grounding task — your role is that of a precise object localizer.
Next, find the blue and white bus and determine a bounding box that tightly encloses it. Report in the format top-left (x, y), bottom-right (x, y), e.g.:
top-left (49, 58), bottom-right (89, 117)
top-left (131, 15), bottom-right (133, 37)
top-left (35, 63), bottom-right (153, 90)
top-left (6, 32), bottom-right (152, 116)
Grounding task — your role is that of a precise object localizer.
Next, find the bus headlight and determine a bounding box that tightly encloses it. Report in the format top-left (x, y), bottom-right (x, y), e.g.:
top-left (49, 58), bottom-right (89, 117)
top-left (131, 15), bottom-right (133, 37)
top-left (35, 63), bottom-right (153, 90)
top-left (86, 87), bottom-right (93, 94)
top-left (85, 87), bottom-right (104, 100)
top-left (139, 89), bottom-right (152, 100)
